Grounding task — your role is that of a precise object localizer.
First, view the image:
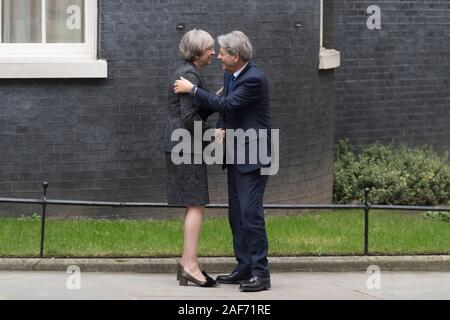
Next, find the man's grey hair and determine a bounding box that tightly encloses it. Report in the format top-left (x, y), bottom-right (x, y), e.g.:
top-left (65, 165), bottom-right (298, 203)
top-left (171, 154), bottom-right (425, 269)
top-left (179, 29), bottom-right (214, 62)
top-left (218, 31), bottom-right (253, 62)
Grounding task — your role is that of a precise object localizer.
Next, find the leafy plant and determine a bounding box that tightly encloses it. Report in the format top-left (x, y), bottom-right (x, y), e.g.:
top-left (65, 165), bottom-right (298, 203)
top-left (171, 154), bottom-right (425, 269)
top-left (30, 213), bottom-right (41, 221)
top-left (334, 140), bottom-right (450, 205)
top-left (422, 201), bottom-right (450, 223)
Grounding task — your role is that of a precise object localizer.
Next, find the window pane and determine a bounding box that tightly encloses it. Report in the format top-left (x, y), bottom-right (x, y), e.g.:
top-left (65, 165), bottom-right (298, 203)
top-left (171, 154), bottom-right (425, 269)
top-left (2, 0), bottom-right (42, 43)
top-left (46, 0), bottom-right (85, 43)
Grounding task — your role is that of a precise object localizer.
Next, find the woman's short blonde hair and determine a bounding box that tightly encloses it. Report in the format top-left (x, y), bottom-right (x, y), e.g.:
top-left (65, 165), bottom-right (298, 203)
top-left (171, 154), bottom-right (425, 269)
top-left (179, 29), bottom-right (214, 62)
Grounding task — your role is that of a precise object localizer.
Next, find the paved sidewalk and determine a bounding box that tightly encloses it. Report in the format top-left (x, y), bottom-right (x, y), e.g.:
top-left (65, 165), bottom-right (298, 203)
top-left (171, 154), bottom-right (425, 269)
top-left (1, 271), bottom-right (450, 300)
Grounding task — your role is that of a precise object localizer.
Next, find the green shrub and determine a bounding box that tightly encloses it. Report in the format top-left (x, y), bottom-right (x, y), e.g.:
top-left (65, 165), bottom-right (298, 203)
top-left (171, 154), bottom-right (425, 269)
top-left (422, 201), bottom-right (450, 223)
top-left (333, 140), bottom-right (450, 205)
top-left (422, 211), bottom-right (450, 223)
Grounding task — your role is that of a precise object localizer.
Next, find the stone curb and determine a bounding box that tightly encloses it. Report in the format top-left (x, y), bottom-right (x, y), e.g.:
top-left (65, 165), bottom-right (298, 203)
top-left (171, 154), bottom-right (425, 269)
top-left (1, 256), bottom-right (450, 273)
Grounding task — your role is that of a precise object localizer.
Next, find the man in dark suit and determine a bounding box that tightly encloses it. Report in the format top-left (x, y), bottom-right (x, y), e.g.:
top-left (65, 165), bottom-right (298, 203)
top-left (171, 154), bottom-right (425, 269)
top-left (174, 31), bottom-right (272, 292)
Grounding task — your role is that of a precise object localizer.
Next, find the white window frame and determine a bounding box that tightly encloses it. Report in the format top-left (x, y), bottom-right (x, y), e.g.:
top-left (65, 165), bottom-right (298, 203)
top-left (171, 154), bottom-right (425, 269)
top-left (319, 0), bottom-right (341, 70)
top-left (0, 0), bottom-right (107, 78)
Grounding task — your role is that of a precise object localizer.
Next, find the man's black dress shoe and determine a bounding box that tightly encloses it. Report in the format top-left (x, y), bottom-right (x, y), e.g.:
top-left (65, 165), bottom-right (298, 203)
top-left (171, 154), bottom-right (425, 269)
top-left (239, 276), bottom-right (271, 292)
top-left (216, 271), bottom-right (251, 284)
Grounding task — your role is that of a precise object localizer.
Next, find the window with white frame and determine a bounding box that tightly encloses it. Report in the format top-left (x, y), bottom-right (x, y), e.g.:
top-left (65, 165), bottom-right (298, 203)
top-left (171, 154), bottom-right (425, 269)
top-left (319, 0), bottom-right (340, 70)
top-left (0, 0), bottom-right (107, 78)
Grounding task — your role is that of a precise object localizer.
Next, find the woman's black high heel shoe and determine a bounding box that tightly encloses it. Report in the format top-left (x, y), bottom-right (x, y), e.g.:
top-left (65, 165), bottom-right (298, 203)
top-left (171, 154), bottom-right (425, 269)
top-left (179, 268), bottom-right (217, 287)
top-left (202, 271), bottom-right (217, 286)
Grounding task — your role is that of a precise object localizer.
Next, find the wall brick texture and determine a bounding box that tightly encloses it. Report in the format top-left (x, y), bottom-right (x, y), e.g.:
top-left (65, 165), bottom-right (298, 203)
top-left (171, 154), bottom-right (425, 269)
top-left (0, 0), bottom-right (335, 218)
top-left (333, 0), bottom-right (450, 156)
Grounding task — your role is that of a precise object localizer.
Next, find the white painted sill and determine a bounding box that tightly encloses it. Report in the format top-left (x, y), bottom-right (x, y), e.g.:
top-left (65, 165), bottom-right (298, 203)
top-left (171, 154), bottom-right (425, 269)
top-left (319, 48), bottom-right (341, 70)
top-left (0, 58), bottom-right (108, 78)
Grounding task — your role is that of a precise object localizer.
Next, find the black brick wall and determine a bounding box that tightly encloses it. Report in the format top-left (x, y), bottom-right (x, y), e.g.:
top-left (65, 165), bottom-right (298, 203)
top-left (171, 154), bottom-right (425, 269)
top-left (334, 0), bottom-right (450, 155)
top-left (0, 0), bottom-right (335, 218)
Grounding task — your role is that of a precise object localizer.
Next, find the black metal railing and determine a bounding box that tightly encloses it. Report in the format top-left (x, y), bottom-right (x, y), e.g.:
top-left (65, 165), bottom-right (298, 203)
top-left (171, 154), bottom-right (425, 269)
top-left (1, 182), bottom-right (449, 258)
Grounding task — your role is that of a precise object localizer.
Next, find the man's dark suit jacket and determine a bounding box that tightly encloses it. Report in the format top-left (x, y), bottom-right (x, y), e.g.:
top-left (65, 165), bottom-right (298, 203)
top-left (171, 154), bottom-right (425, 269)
top-left (194, 62), bottom-right (272, 174)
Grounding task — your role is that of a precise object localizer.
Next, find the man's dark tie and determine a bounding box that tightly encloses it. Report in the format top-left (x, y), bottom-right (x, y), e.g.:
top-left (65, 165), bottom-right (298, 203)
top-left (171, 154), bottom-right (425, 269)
top-left (228, 76), bottom-right (236, 95)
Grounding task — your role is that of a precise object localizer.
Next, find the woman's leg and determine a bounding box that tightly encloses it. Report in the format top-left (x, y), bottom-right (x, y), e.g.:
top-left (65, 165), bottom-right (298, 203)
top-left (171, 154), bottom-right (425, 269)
top-left (181, 205), bottom-right (206, 282)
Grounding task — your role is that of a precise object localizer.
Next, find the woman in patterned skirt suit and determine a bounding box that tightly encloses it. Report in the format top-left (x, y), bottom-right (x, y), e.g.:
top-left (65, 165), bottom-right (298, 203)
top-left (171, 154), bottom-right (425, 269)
top-left (160, 29), bottom-right (220, 287)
